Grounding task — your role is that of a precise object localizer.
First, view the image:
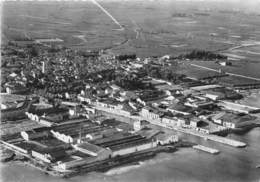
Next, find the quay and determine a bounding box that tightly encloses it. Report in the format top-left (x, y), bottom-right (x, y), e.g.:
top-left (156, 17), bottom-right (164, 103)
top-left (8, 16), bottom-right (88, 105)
top-left (170, 126), bottom-right (247, 148)
top-left (93, 106), bottom-right (247, 148)
top-left (192, 145), bottom-right (219, 154)
top-left (204, 134), bottom-right (246, 148)
top-left (156, 124), bottom-right (246, 148)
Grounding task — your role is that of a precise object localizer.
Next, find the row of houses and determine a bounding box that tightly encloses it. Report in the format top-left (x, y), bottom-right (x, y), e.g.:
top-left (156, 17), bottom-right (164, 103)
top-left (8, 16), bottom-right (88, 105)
top-left (140, 106), bottom-right (185, 128)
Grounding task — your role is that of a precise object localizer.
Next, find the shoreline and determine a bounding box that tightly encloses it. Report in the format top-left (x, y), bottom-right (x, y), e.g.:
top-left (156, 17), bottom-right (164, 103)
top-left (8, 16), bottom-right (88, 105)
top-left (1, 143), bottom-right (179, 178)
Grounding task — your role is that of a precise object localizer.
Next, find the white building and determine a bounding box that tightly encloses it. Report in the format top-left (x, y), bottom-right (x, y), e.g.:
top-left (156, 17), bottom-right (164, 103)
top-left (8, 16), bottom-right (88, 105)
top-left (133, 120), bottom-right (149, 131)
top-left (155, 133), bottom-right (178, 145)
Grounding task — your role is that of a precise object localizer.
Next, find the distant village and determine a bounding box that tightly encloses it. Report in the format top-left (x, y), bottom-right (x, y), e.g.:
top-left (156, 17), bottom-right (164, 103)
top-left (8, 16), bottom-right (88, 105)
top-left (1, 41), bottom-right (260, 177)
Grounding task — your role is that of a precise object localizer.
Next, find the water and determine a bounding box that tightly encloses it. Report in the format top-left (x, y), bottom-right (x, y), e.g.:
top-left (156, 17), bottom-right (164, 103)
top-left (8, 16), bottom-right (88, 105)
top-left (1, 128), bottom-right (260, 182)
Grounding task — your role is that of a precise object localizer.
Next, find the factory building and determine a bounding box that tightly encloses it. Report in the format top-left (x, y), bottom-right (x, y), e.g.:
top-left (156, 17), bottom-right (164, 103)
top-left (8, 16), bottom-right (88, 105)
top-left (211, 112), bottom-right (257, 129)
top-left (218, 101), bottom-right (260, 114)
top-left (1, 100), bottom-right (32, 121)
top-left (21, 130), bottom-right (49, 141)
top-left (73, 142), bottom-right (112, 158)
top-left (111, 141), bottom-right (157, 157)
top-left (93, 133), bottom-right (157, 157)
top-left (25, 107), bottom-right (69, 123)
top-left (31, 147), bottom-right (66, 163)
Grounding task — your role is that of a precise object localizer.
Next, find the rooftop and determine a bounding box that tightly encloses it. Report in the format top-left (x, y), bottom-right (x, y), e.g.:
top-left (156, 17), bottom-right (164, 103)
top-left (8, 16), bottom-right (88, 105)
top-left (168, 103), bottom-right (194, 113)
top-left (29, 107), bottom-right (68, 116)
top-left (75, 142), bottom-right (104, 154)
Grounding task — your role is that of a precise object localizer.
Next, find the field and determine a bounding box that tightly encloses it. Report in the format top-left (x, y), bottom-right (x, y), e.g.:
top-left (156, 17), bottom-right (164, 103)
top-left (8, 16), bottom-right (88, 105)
top-left (2, 0), bottom-right (260, 81)
top-left (2, 1), bottom-right (260, 57)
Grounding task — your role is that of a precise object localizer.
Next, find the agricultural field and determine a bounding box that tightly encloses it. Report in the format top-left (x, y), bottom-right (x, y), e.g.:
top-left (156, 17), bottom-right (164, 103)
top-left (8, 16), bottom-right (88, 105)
top-left (2, 0), bottom-right (260, 82)
top-left (2, 1), bottom-right (260, 58)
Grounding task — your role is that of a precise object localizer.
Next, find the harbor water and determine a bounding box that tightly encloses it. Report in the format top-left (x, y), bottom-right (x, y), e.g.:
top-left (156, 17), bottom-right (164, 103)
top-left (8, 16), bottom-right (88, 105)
top-left (1, 127), bottom-right (260, 182)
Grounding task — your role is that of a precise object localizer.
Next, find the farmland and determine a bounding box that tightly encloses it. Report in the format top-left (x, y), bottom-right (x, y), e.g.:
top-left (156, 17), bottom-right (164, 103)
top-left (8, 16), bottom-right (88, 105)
top-left (2, 1), bottom-right (260, 56)
top-left (2, 0), bottom-right (260, 81)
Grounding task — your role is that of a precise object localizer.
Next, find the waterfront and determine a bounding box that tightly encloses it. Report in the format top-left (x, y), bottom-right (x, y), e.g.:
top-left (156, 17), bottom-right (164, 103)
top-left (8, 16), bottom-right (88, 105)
top-left (1, 127), bottom-right (259, 182)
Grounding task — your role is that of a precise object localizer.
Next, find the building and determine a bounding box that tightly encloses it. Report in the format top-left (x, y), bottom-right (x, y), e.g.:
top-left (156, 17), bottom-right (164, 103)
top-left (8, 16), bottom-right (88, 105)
top-left (93, 134), bottom-right (157, 157)
top-left (203, 88), bottom-right (242, 101)
top-left (155, 133), bottom-right (178, 145)
top-left (56, 157), bottom-right (97, 170)
top-left (111, 140), bottom-right (157, 157)
top-left (95, 99), bottom-right (123, 110)
top-left (5, 83), bottom-right (28, 94)
top-left (211, 112), bottom-right (226, 125)
top-left (51, 129), bottom-right (74, 143)
top-left (167, 103), bottom-right (193, 116)
top-left (211, 112), bottom-right (256, 129)
top-left (219, 61), bottom-right (232, 66)
top-left (38, 117), bottom-right (54, 127)
top-left (161, 116), bottom-right (179, 127)
top-left (204, 92), bottom-right (225, 101)
top-left (21, 130), bottom-right (49, 141)
top-left (141, 106), bottom-right (163, 120)
top-left (73, 142), bottom-right (112, 158)
top-left (50, 121), bottom-right (112, 144)
top-left (85, 132), bottom-right (103, 141)
top-left (32, 147), bottom-right (66, 163)
top-left (1, 100), bottom-right (32, 121)
top-left (26, 107), bottom-right (69, 122)
top-left (133, 120), bottom-right (149, 131)
top-left (218, 101), bottom-right (260, 114)
top-left (184, 97), bottom-right (213, 108)
top-left (189, 117), bottom-right (202, 128)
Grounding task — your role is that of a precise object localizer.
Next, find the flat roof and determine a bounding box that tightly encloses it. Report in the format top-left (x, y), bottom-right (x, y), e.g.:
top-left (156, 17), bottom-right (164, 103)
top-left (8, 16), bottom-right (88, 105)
top-left (29, 107), bottom-right (68, 116)
top-left (109, 138), bottom-right (151, 151)
top-left (168, 103), bottom-right (193, 113)
top-left (191, 85), bottom-right (222, 91)
top-left (76, 142), bottom-right (104, 153)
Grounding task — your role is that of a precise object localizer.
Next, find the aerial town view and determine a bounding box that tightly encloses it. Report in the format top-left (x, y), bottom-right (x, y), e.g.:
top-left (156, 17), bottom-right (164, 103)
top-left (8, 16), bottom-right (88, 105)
top-left (1, 0), bottom-right (260, 182)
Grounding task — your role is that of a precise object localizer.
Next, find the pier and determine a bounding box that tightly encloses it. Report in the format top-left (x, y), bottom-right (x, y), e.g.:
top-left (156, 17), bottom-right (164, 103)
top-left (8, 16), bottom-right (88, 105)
top-left (193, 145), bottom-right (220, 154)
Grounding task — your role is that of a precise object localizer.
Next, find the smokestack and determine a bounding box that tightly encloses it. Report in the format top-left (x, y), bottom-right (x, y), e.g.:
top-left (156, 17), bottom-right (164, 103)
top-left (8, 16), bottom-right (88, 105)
top-left (42, 61), bottom-right (45, 73)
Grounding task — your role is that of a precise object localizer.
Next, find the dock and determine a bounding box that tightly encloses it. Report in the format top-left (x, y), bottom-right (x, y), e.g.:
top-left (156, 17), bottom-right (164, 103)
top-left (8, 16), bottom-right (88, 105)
top-left (193, 145), bottom-right (219, 154)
